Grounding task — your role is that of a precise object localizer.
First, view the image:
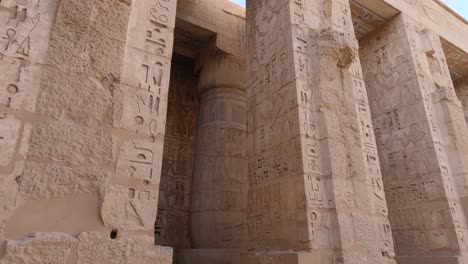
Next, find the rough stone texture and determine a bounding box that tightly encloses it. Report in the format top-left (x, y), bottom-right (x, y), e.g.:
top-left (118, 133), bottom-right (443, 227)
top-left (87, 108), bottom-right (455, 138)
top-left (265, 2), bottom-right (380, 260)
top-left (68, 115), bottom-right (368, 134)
top-left (244, 0), bottom-right (395, 262)
top-left (189, 50), bottom-right (248, 249)
top-left (0, 0), bottom-right (468, 263)
top-left (76, 232), bottom-right (173, 264)
top-left (0, 0), bottom-right (176, 262)
top-left (361, 14), bottom-right (468, 263)
top-left (0, 233), bottom-right (76, 264)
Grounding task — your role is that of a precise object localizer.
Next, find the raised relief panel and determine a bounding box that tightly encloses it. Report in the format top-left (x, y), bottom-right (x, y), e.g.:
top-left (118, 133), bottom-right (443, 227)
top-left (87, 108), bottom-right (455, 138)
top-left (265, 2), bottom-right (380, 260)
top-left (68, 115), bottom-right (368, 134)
top-left (361, 14), bottom-right (468, 261)
top-left (0, 0), bottom-right (52, 112)
top-left (115, 90), bottom-right (167, 138)
top-left (160, 139), bottom-right (193, 207)
top-left (101, 184), bottom-right (158, 231)
top-left (127, 0), bottom-right (177, 58)
top-left (116, 139), bottom-right (163, 184)
top-left (117, 49), bottom-right (171, 136)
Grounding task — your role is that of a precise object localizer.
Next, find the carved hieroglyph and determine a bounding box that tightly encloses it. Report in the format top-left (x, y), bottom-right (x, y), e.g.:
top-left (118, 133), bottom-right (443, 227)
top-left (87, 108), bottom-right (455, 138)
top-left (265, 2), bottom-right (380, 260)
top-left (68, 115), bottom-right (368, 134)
top-left (0, 0), bottom-right (176, 262)
top-left (361, 14), bottom-right (468, 263)
top-left (156, 55), bottom-right (199, 249)
top-left (190, 87), bottom-right (248, 248)
top-left (246, 0), bottom-right (394, 262)
top-left (189, 50), bottom-right (248, 249)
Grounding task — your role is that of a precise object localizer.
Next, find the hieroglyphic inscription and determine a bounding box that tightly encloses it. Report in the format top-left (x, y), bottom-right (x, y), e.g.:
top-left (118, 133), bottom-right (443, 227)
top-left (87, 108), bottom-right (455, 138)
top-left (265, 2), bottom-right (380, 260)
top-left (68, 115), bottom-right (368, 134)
top-left (107, 0), bottom-right (178, 238)
top-left (190, 87), bottom-right (247, 248)
top-left (402, 0), bottom-right (440, 24)
top-left (361, 14), bottom-right (468, 257)
top-left (101, 184), bottom-right (159, 230)
top-left (117, 0), bottom-right (177, 137)
top-left (155, 57), bottom-right (198, 248)
top-left (246, 0), bottom-right (305, 248)
top-left (0, 0), bottom-right (51, 170)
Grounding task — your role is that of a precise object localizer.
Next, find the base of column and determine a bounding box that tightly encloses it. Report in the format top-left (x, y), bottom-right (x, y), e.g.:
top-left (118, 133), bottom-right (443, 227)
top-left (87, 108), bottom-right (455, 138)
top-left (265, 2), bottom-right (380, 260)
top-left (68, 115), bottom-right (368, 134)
top-left (175, 249), bottom-right (333, 264)
top-left (396, 255), bottom-right (466, 264)
top-left (0, 232), bottom-right (173, 263)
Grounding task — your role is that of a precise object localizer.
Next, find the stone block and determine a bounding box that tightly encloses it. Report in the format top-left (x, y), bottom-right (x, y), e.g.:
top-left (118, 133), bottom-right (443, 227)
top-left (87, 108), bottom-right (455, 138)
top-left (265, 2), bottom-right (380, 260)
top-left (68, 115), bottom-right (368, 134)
top-left (101, 184), bottom-right (159, 231)
top-left (77, 232), bottom-right (172, 264)
top-left (0, 233), bottom-right (77, 264)
top-left (27, 120), bottom-right (113, 166)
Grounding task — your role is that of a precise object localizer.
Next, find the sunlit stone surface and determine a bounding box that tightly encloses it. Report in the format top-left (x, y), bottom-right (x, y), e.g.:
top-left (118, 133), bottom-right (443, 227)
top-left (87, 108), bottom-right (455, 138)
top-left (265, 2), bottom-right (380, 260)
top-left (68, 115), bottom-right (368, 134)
top-left (0, 0), bottom-right (467, 263)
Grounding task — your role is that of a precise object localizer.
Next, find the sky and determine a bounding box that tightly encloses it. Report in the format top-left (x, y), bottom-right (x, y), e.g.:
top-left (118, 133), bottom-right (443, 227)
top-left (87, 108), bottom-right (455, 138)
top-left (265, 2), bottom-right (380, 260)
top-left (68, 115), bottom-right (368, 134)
top-left (442, 0), bottom-right (468, 19)
top-left (229, 0), bottom-right (468, 19)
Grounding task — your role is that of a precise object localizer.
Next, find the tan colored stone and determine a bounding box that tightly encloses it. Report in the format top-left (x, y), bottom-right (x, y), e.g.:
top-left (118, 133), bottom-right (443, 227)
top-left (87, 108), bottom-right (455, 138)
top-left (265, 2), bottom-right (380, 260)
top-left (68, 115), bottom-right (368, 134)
top-left (101, 184), bottom-right (158, 231)
top-left (361, 13), bottom-right (468, 262)
top-left (76, 232), bottom-right (172, 264)
top-left (18, 161), bottom-right (109, 200)
top-left (0, 233), bottom-right (76, 264)
top-left (27, 121), bottom-right (113, 167)
top-left (0, 0), bottom-right (468, 263)
top-left (0, 114), bottom-right (21, 167)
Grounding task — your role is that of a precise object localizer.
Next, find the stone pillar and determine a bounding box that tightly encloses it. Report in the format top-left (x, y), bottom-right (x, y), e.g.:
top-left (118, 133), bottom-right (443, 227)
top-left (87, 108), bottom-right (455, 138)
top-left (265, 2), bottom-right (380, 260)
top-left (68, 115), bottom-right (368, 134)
top-left (189, 48), bottom-right (248, 249)
top-left (454, 77), bottom-right (468, 124)
top-left (0, 0), bottom-right (176, 262)
top-left (360, 14), bottom-right (468, 263)
top-left (245, 0), bottom-right (395, 263)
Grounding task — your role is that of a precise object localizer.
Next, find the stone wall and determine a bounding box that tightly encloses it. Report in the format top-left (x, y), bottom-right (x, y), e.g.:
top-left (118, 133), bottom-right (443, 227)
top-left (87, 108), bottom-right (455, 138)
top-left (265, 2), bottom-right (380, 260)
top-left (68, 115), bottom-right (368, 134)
top-left (0, 0), bottom-right (176, 262)
top-left (0, 0), bottom-right (467, 263)
top-left (156, 55), bottom-right (199, 249)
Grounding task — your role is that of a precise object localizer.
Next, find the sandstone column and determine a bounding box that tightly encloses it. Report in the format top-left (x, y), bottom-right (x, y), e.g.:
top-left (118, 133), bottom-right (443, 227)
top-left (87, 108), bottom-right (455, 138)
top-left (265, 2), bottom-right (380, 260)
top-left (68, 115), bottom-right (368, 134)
top-left (189, 47), bottom-right (249, 249)
top-left (0, 0), bottom-right (176, 262)
top-left (245, 0), bottom-right (395, 263)
top-left (360, 14), bottom-right (468, 264)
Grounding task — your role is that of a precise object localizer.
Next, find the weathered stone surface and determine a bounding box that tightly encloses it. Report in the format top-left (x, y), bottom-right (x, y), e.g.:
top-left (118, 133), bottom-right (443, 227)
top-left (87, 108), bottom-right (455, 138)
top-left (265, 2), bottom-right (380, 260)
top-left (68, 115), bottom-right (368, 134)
top-left (114, 138), bottom-right (164, 185)
top-left (101, 184), bottom-right (159, 231)
top-left (155, 55), bottom-right (199, 249)
top-left (4, 193), bottom-right (103, 240)
top-left (0, 115), bottom-right (21, 167)
top-left (77, 232), bottom-right (172, 264)
top-left (18, 161), bottom-right (109, 200)
top-left (0, 0), bottom-right (468, 263)
top-left (244, 0), bottom-right (395, 262)
top-left (27, 121), bottom-right (113, 167)
top-left (361, 13), bottom-right (468, 262)
top-left (0, 0), bottom-right (176, 261)
top-left (0, 233), bottom-right (76, 264)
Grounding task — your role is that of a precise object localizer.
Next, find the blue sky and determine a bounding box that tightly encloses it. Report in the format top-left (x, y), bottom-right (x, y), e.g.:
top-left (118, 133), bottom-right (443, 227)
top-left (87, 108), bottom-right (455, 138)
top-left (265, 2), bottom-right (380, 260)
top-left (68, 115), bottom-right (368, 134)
top-left (229, 0), bottom-right (245, 7)
top-left (229, 0), bottom-right (467, 19)
top-left (441, 0), bottom-right (468, 19)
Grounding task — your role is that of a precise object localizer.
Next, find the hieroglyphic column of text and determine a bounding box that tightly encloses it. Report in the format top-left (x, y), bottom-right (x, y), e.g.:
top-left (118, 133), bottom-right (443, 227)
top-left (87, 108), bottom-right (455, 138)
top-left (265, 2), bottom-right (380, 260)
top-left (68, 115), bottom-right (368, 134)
top-left (361, 14), bottom-right (468, 263)
top-left (246, 0), bottom-right (395, 262)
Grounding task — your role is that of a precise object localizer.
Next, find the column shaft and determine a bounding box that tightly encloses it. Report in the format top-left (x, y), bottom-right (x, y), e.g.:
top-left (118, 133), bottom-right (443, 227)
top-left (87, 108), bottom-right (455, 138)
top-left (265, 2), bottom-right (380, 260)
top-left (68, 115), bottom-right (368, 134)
top-left (190, 87), bottom-right (248, 248)
top-left (246, 0), bottom-right (395, 262)
top-left (361, 14), bottom-right (468, 263)
top-left (188, 46), bottom-right (248, 250)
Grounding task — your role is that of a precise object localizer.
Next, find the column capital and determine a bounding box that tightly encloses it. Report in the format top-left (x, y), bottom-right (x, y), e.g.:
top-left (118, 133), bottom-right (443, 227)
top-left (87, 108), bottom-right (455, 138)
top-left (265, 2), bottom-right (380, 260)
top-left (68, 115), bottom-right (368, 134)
top-left (196, 40), bottom-right (245, 95)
